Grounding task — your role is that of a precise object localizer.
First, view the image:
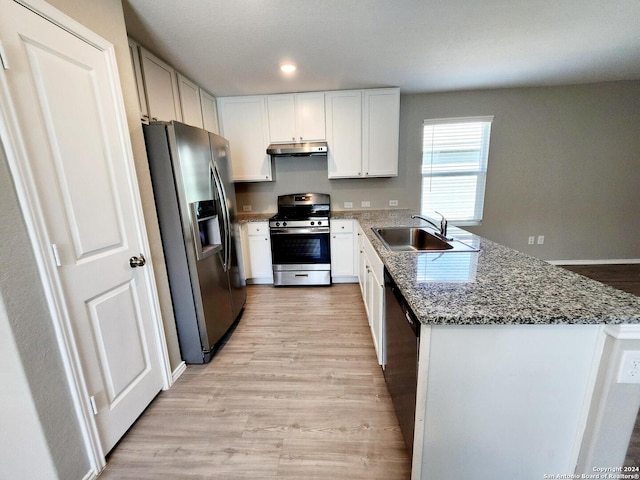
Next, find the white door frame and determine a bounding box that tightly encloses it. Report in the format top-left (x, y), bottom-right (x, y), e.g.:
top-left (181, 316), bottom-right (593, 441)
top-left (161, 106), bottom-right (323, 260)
top-left (0, 0), bottom-right (173, 475)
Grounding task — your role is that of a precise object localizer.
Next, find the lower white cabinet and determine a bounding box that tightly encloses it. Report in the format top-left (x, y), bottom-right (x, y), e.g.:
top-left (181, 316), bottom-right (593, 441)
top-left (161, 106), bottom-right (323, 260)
top-left (330, 220), bottom-right (357, 282)
top-left (357, 222), bottom-right (385, 366)
top-left (242, 222), bottom-right (273, 284)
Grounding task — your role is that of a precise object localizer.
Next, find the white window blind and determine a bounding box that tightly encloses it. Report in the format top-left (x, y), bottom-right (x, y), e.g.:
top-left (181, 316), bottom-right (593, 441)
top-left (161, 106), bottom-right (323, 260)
top-left (421, 116), bottom-right (493, 225)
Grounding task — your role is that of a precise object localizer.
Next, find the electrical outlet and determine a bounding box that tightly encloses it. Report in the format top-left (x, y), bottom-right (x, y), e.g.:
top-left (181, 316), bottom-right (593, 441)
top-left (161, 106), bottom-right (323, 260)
top-left (361, 200), bottom-right (371, 208)
top-left (344, 202), bottom-right (353, 209)
top-left (389, 200), bottom-right (399, 207)
top-left (242, 205), bottom-right (252, 212)
top-left (618, 351), bottom-right (640, 384)
top-left (528, 236), bottom-right (535, 245)
top-left (537, 235), bottom-right (545, 245)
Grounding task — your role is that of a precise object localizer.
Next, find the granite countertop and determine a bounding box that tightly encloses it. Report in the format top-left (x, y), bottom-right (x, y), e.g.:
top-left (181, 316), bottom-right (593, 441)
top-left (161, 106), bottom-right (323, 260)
top-left (333, 209), bottom-right (640, 325)
top-left (236, 212), bottom-right (274, 222)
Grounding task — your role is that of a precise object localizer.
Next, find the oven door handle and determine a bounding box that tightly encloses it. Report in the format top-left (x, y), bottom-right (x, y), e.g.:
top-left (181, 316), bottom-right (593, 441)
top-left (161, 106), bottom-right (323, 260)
top-left (270, 227), bottom-right (330, 235)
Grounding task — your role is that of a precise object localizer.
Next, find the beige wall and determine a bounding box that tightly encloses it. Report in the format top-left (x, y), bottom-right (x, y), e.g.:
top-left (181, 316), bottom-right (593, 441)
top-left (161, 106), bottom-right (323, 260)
top-left (238, 81), bottom-right (640, 261)
top-left (1, 141), bottom-right (87, 479)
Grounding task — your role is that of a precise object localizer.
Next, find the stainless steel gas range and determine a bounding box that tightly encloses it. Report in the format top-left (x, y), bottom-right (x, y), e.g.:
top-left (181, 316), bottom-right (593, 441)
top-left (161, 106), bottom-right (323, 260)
top-left (269, 193), bottom-right (331, 286)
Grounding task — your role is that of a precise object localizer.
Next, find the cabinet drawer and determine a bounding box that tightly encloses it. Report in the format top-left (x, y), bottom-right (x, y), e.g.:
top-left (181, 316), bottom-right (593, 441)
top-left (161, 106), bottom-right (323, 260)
top-left (246, 222), bottom-right (269, 236)
top-left (331, 219), bottom-right (354, 233)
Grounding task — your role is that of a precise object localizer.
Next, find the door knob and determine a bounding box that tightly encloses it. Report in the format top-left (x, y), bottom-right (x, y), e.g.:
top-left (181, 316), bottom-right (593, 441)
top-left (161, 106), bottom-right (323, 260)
top-left (129, 253), bottom-right (146, 268)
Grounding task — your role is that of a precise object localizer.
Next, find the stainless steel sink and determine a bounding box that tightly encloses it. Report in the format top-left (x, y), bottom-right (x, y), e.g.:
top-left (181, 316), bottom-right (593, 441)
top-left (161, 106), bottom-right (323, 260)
top-left (372, 227), bottom-right (479, 252)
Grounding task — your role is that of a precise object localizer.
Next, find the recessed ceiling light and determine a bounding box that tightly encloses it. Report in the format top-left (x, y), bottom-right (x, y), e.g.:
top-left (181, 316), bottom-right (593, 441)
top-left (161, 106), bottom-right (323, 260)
top-left (280, 63), bottom-right (297, 73)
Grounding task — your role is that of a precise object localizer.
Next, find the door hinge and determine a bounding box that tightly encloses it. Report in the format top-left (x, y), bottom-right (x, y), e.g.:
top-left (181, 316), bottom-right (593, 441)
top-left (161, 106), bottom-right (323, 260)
top-left (51, 243), bottom-right (61, 267)
top-left (0, 41), bottom-right (9, 70)
top-left (89, 396), bottom-right (98, 415)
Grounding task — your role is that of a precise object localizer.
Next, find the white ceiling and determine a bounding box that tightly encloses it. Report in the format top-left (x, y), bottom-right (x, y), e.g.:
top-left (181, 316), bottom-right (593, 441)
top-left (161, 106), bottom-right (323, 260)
top-left (122, 0), bottom-right (640, 97)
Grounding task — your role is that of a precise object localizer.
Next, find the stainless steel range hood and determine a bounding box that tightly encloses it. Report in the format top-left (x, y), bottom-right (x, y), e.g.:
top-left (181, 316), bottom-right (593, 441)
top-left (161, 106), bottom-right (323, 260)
top-left (266, 141), bottom-right (328, 157)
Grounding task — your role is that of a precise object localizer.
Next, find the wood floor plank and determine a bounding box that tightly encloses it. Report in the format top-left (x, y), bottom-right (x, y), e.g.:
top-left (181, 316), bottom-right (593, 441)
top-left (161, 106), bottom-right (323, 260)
top-left (99, 284), bottom-right (410, 479)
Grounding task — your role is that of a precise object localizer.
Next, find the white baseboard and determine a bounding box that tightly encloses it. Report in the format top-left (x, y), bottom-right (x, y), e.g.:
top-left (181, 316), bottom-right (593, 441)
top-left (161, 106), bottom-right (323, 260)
top-left (171, 361), bottom-right (187, 384)
top-left (548, 259), bottom-right (640, 266)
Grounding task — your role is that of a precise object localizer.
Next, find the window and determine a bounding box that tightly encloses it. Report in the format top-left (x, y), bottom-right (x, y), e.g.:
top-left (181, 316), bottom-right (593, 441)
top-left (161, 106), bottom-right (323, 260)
top-left (421, 116), bottom-right (493, 226)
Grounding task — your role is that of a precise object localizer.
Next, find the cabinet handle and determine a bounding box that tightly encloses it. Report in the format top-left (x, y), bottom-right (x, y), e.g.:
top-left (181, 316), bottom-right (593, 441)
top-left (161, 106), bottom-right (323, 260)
top-left (152, 117), bottom-right (158, 121)
top-left (333, 235), bottom-right (336, 238)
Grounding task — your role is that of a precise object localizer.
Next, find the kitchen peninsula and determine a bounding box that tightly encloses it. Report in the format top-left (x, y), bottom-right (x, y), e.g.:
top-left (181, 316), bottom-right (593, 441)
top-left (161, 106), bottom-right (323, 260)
top-left (331, 209), bottom-right (640, 480)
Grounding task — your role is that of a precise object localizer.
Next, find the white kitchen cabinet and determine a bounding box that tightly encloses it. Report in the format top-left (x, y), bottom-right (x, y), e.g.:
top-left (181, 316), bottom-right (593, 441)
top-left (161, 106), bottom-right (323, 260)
top-left (356, 222), bottom-right (385, 366)
top-left (326, 90), bottom-right (363, 178)
top-left (176, 73), bottom-right (203, 129)
top-left (200, 89), bottom-right (219, 134)
top-left (242, 222), bottom-right (273, 284)
top-left (127, 37), bottom-right (149, 122)
top-left (363, 88), bottom-right (400, 177)
top-left (330, 220), bottom-right (357, 282)
top-left (326, 88), bottom-right (400, 179)
top-left (217, 96), bottom-right (272, 182)
top-left (139, 47), bottom-right (182, 122)
top-left (267, 92), bottom-right (326, 143)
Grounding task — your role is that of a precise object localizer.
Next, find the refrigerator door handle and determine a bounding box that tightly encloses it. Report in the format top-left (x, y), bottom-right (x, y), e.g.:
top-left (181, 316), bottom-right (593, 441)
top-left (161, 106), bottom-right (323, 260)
top-left (211, 161), bottom-right (231, 271)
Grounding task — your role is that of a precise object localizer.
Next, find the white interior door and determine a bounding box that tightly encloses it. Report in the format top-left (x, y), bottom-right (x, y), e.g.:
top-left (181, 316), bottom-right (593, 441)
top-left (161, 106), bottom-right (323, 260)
top-left (0, 0), bottom-right (165, 454)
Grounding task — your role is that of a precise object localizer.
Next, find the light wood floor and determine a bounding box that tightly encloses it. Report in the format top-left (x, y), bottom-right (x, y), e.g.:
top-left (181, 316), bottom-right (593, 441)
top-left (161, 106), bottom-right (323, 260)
top-left (99, 284), bottom-right (410, 479)
top-left (561, 264), bottom-right (640, 296)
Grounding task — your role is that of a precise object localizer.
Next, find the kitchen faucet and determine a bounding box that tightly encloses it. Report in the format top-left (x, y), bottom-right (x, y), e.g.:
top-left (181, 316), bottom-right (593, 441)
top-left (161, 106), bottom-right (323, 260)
top-left (411, 212), bottom-right (449, 239)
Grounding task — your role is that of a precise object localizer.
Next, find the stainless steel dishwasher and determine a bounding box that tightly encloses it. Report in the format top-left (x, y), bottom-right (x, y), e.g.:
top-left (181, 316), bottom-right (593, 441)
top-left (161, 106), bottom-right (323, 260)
top-left (384, 268), bottom-right (420, 462)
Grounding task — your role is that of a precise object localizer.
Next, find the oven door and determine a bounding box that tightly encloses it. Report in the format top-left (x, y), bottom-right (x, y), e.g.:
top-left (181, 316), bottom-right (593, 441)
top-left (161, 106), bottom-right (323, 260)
top-left (270, 227), bottom-right (331, 266)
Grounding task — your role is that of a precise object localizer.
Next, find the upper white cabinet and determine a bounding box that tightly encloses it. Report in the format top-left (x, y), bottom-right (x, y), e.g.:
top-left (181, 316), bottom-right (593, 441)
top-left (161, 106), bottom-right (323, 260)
top-left (267, 92), bottom-right (325, 143)
top-left (127, 38), bottom-right (148, 122)
top-left (363, 88), bottom-right (400, 177)
top-left (177, 73), bottom-right (203, 128)
top-left (139, 47), bottom-right (182, 122)
top-left (326, 87), bottom-right (400, 179)
top-left (217, 96), bottom-right (272, 182)
top-left (200, 90), bottom-right (219, 134)
top-left (326, 90), bottom-right (363, 178)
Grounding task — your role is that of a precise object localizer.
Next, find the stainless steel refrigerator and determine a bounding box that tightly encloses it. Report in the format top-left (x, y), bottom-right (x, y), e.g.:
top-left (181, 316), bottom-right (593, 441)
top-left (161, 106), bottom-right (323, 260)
top-left (143, 121), bottom-right (246, 364)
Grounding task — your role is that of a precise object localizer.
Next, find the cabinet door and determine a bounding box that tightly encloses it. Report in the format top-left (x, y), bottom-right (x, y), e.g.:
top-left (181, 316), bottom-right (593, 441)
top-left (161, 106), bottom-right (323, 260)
top-left (363, 88), bottom-right (400, 177)
top-left (330, 220), bottom-right (356, 278)
top-left (357, 228), bottom-right (367, 296)
top-left (177, 73), bottom-right (203, 128)
top-left (200, 89), bottom-right (219, 134)
top-left (218, 96), bottom-right (272, 182)
top-left (326, 90), bottom-right (362, 178)
top-left (127, 37), bottom-right (148, 122)
top-left (139, 47), bottom-right (182, 122)
top-left (267, 94), bottom-right (296, 143)
top-left (370, 271), bottom-right (385, 365)
top-left (296, 92), bottom-right (325, 141)
top-left (246, 223), bottom-right (273, 281)
top-left (331, 233), bottom-right (355, 277)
